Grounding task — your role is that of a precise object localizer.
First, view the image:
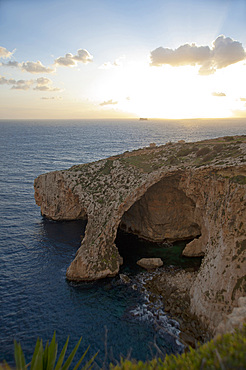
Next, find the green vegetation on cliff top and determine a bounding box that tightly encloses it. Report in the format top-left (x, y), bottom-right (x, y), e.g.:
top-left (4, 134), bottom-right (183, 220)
top-left (112, 324), bottom-right (246, 370)
top-left (117, 135), bottom-right (246, 173)
top-left (67, 136), bottom-right (246, 183)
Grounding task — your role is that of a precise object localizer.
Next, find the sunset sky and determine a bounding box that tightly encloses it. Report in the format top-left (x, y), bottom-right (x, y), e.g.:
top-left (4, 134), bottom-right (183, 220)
top-left (0, 0), bottom-right (246, 119)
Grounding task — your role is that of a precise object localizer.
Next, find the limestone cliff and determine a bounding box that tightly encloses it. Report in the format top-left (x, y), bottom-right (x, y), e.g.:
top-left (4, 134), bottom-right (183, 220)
top-left (34, 135), bottom-right (246, 332)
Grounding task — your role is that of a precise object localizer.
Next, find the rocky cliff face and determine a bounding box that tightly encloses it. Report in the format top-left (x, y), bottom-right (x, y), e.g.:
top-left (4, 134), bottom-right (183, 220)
top-left (34, 136), bottom-right (246, 332)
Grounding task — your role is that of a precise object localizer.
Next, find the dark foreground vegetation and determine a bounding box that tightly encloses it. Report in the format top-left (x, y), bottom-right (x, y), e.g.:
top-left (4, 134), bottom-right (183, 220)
top-left (1, 325), bottom-right (246, 370)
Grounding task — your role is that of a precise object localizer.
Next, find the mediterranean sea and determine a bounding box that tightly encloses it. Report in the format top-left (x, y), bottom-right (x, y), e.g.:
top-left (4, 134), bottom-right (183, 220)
top-left (0, 118), bottom-right (245, 366)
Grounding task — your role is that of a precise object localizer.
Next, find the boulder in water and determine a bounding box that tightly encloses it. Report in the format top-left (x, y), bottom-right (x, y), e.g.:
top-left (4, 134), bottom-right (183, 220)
top-left (137, 258), bottom-right (163, 270)
top-left (120, 274), bottom-right (131, 284)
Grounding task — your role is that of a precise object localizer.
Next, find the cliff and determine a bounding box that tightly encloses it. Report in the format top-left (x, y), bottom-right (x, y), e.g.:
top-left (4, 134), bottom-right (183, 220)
top-left (34, 135), bottom-right (246, 332)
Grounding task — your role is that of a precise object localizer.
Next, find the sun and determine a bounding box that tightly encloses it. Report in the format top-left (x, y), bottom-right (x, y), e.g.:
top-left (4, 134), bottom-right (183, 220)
top-left (88, 59), bottom-right (244, 119)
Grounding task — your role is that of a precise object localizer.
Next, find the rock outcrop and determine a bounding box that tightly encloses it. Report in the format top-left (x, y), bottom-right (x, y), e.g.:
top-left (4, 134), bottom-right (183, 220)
top-left (137, 258), bottom-right (163, 270)
top-left (34, 135), bottom-right (246, 333)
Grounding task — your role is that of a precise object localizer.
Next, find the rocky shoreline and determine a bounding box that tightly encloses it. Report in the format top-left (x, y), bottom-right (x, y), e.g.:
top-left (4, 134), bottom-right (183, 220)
top-left (140, 267), bottom-right (211, 348)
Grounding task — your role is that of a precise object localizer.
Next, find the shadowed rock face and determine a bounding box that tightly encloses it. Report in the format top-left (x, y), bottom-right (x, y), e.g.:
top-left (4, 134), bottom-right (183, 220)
top-left (34, 136), bottom-right (246, 332)
top-left (120, 176), bottom-right (201, 242)
top-left (34, 171), bottom-right (87, 221)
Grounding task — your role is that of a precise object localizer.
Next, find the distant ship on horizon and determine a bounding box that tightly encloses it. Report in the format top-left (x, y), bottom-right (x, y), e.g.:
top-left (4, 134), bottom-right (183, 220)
top-left (139, 117), bottom-right (148, 121)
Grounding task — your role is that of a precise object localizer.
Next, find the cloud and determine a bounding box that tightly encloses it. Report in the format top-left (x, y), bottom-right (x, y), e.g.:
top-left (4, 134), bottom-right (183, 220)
top-left (150, 35), bottom-right (246, 75)
top-left (99, 99), bottom-right (118, 106)
top-left (12, 84), bottom-right (30, 91)
top-left (1, 61), bottom-right (20, 68)
top-left (151, 44), bottom-right (210, 67)
top-left (1, 59), bottom-right (54, 74)
top-left (99, 56), bottom-right (124, 70)
top-left (21, 61), bottom-right (54, 74)
top-left (34, 77), bottom-right (61, 91)
top-left (34, 85), bottom-right (60, 91)
top-left (36, 77), bottom-right (51, 85)
top-left (41, 96), bottom-right (62, 100)
top-left (11, 79), bottom-right (34, 90)
top-left (55, 53), bottom-right (75, 67)
top-left (0, 76), bottom-right (33, 90)
top-left (0, 46), bottom-right (15, 59)
top-left (73, 49), bottom-right (93, 63)
top-left (0, 76), bottom-right (16, 85)
top-left (212, 36), bottom-right (245, 68)
top-left (212, 92), bottom-right (226, 97)
top-left (0, 74), bottom-right (60, 91)
top-left (1, 46), bottom-right (92, 73)
top-left (55, 49), bottom-right (93, 66)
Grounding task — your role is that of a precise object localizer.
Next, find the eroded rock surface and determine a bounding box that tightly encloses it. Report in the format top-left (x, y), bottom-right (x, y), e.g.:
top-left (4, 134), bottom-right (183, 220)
top-left (34, 135), bottom-right (246, 332)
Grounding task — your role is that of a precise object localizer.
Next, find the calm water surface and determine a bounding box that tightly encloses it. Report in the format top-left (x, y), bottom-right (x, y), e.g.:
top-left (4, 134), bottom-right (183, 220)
top-left (0, 119), bottom-right (245, 365)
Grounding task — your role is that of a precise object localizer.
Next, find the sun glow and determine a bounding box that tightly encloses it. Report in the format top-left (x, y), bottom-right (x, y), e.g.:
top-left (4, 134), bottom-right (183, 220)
top-left (90, 59), bottom-right (246, 119)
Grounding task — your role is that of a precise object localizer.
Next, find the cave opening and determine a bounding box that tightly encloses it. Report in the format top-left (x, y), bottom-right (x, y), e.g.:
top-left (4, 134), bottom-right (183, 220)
top-left (115, 176), bottom-right (203, 274)
top-left (116, 229), bottom-right (202, 274)
top-left (41, 217), bottom-right (88, 246)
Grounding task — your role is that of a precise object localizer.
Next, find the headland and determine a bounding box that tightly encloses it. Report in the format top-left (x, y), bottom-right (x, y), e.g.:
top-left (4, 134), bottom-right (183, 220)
top-left (34, 135), bottom-right (246, 335)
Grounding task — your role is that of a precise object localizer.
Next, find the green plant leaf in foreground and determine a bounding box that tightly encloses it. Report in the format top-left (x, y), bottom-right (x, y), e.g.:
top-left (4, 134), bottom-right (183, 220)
top-left (31, 338), bottom-right (44, 370)
top-left (14, 340), bottom-right (26, 370)
top-left (61, 337), bottom-right (82, 370)
top-left (11, 333), bottom-right (97, 370)
top-left (46, 332), bottom-right (58, 370)
top-left (54, 336), bottom-right (69, 370)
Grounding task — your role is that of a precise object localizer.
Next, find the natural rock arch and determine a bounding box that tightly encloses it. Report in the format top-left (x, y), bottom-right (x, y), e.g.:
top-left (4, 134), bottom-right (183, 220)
top-left (118, 175), bottom-right (202, 244)
top-left (34, 138), bottom-right (246, 333)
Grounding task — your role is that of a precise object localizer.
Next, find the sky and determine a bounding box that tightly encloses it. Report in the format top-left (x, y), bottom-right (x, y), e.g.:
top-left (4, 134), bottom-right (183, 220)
top-left (0, 0), bottom-right (246, 119)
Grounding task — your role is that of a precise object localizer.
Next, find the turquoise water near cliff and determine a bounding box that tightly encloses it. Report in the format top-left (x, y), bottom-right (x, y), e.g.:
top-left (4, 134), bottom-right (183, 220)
top-left (116, 230), bottom-right (202, 274)
top-left (0, 118), bottom-right (245, 366)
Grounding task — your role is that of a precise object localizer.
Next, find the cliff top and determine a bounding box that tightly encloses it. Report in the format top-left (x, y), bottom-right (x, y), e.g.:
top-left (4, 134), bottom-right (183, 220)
top-left (68, 135), bottom-right (246, 171)
top-left (60, 135), bottom-right (246, 203)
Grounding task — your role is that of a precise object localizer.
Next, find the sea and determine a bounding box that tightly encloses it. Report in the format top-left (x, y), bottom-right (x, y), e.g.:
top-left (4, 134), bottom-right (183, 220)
top-left (0, 118), bottom-right (245, 367)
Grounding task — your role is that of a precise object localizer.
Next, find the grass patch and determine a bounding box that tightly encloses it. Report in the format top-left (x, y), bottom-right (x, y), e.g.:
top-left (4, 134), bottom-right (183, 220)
top-left (176, 147), bottom-right (195, 157)
top-left (230, 175), bottom-right (246, 185)
top-left (101, 160), bottom-right (114, 175)
top-left (120, 154), bottom-right (159, 173)
top-left (196, 147), bottom-right (210, 157)
top-left (224, 136), bottom-right (235, 141)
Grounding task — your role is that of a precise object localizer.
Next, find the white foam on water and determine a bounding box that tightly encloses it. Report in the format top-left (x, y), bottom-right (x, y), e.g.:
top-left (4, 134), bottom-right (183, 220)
top-left (129, 271), bottom-right (183, 349)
